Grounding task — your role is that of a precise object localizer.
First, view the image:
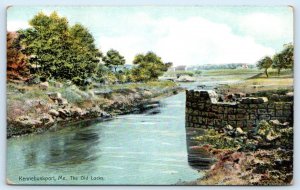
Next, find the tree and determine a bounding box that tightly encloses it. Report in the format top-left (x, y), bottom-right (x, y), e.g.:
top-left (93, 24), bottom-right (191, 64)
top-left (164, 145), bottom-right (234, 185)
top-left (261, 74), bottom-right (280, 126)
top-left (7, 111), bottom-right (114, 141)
top-left (17, 11), bottom-right (101, 85)
top-left (7, 32), bottom-right (30, 81)
top-left (272, 43), bottom-right (294, 75)
top-left (256, 56), bottom-right (273, 78)
top-left (132, 52), bottom-right (172, 81)
top-left (102, 49), bottom-right (125, 73)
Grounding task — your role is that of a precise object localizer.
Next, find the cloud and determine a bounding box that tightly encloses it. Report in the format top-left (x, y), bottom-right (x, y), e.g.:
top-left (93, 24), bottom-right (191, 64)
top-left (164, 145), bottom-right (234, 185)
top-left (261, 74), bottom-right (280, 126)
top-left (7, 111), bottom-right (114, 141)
top-left (7, 20), bottom-right (29, 32)
top-left (99, 14), bottom-right (275, 66)
top-left (239, 13), bottom-right (293, 42)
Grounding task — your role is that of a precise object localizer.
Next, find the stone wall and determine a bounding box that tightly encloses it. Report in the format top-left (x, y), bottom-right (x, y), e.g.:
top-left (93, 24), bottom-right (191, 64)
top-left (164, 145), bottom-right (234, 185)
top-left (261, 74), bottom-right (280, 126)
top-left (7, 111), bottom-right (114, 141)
top-left (186, 90), bottom-right (293, 130)
top-left (185, 89), bottom-right (293, 169)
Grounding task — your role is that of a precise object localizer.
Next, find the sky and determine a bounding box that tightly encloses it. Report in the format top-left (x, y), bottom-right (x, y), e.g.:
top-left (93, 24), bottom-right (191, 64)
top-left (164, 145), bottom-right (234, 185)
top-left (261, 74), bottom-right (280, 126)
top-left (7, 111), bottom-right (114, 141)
top-left (7, 6), bottom-right (293, 66)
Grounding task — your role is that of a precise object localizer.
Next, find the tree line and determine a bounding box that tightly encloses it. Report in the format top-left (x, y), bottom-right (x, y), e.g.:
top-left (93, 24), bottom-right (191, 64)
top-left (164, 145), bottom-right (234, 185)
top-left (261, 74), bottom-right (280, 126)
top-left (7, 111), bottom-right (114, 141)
top-left (7, 12), bottom-right (172, 86)
top-left (257, 43), bottom-right (294, 78)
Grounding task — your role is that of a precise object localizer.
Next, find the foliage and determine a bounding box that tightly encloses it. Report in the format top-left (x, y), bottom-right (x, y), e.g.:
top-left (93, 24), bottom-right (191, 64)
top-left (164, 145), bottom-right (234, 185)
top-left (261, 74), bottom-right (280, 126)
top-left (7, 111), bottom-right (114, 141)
top-left (272, 43), bottom-right (294, 75)
top-left (132, 51), bottom-right (172, 81)
top-left (256, 56), bottom-right (272, 78)
top-left (102, 49), bottom-right (126, 73)
top-left (7, 32), bottom-right (30, 80)
top-left (17, 11), bottom-right (101, 85)
top-left (175, 71), bottom-right (194, 77)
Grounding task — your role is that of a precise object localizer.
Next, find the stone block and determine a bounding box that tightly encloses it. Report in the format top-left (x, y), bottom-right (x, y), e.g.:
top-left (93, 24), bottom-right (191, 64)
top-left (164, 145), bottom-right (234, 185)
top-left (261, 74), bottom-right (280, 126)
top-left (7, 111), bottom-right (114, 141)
top-left (268, 109), bottom-right (275, 116)
top-left (236, 121), bottom-right (243, 127)
top-left (249, 104), bottom-right (258, 109)
top-left (236, 114), bottom-right (248, 120)
top-left (194, 124), bottom-right (200, 128)
top-left (228, 120), bottom-right (237, 127)
top-left (198, 103), bottom-right (205, 110)
top-left (201, 112), bottom-right (209, 117)
top-left (283, 110), bottom-right (292, 117)
top-left (283, 103), bottom-right (292, 110)
top-left (238, 104), bottom-right (249, 109)
top-left (268, 103), bottom-right (275, 109)
top-left (275, 103), bottom-right (284, 110)
top-left (249, 114), bottom-right (257, 120)
top-left (218, 106), bottom-right (224, 113)
top-left (217, 114), bottom-right (224, 119)
top-left (258, 109), bottom-right (268, 114)
top-left (193, 110), bottom-right (199, 116)
top-left (258, 103), bottom-right (268, 109)
top-left (221, 120), bottom-right (228, 126)
top-left (212, 105), bottom-right (219, 112)
top-left (259, 114), bottom-right (271, 120)
top-left (237, 108), bottom-right (247, 114)
top-left (214, 119), bottom-right (222, 126)
top-left (240, 97), bottom-right (268, 104)
top-left (276, 110), bottom-right (283, 117)
top-left (207, 118), bottom-right (214, 126)
top-left (228, 114), bottom-right (236, 120)
top-left (228, 108), bottom-right (235, 114)
top-left (192, 103), bottom-right (197, 108)
top-left (223, 107), bottom-right (228, 114)
top-left (192, 116), bottom-right (198, 123)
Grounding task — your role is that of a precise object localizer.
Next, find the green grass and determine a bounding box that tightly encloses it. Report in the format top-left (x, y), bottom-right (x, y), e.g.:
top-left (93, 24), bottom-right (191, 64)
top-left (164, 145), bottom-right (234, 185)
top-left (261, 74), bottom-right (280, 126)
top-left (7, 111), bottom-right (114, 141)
top-left (97, 80), bottom-right (177, 91)
top-left (255, 69), bottom-right (293, 79)
top-left (201, 69), bottom-right (260, 76)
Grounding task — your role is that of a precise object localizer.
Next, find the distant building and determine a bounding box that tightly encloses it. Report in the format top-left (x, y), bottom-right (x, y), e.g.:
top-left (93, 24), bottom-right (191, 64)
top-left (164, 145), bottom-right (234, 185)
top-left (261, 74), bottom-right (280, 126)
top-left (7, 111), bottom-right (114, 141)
top-left (174, 65), bottom-right (187, 71)
top-left (241, 64), bottom-right (249, 69)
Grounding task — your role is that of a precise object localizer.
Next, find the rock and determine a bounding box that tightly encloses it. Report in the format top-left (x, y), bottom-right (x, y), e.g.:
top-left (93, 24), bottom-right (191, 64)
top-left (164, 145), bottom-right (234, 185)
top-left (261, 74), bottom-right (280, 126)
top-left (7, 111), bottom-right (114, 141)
top-left (70, 107), bottom-right (83, 117)
top-left (57, 98), bottom-right (68, 105)
top-left (16, 115), bottom-right (30, 121)
top-left (176, 75), bottom-right (196, 82)
top-left (47, 92), bottom-right (62, 100)
top-left (49, 109), bottom-right (59, 117)
top-left (39, 114), bottom-right (54, 125)
top-left (88, 90), bottom-right (95, 98)
top-left (240, 97), bottom-right (268, 104)
top-left (66, 80), bottom-right (72, 85)
top-left (286, 92), bottom-right (293, 97)
top-left (143, 91), bottom-right (153, 98)
top-left (54, 82), bottom-right (63, 88)
top-left (266, 130), bottom-right (280, 141)
top-left (226, 94), bottom-right (236, 101)
top-left (225, 125), bottom-right (234, 131)
top-left (58, 108), bottom-right (70, 118)
top-left (234, 93), bottom-right (246, 98)
top-left (39, 82), bottom-right (49, 90)
top-left (100, 111), bottom-right (111, 118)
top-left (15, 116), bottom-right (42, 126)
top-left (269, 120), bottom-right (281, 126)
top-left (235, 127), bottom-right (246, 136)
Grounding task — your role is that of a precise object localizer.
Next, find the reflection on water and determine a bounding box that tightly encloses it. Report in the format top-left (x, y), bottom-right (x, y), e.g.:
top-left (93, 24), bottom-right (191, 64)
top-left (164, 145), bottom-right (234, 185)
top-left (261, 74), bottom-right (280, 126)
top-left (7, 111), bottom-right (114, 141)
top-left (46, 128), bottom-right (100, 166)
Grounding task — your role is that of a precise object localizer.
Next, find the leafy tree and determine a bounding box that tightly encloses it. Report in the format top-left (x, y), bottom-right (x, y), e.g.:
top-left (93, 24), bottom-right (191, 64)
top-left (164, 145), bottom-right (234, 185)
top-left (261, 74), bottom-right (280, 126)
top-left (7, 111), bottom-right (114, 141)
top-left (102, 49), bottom-right (125, 73)
top-left (7, 32), bottom-right (30, 81)
top-left (256, 56), bottom-right (273, 78)
top-left (17, 11), bottom-right (101, 85)
top-left (132, 52), bottom-right (172, 81)
top-left (272, 43), bottom-right (294, 75)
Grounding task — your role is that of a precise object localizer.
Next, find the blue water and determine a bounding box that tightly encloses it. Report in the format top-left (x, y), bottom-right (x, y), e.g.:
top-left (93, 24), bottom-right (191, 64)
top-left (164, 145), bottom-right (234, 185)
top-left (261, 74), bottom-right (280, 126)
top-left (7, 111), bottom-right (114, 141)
top-left (7, 92), bottom-right (202, 185)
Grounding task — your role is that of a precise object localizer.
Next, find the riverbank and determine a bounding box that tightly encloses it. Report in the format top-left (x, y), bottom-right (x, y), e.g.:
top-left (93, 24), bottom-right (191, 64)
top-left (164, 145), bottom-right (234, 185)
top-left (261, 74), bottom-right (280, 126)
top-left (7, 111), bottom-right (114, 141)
top-left (184, 71), bottom-right (293, 185)
top-left (7, 80), bottom-right (183, 138)
top-left (189, 120), bottom-right (293, 185)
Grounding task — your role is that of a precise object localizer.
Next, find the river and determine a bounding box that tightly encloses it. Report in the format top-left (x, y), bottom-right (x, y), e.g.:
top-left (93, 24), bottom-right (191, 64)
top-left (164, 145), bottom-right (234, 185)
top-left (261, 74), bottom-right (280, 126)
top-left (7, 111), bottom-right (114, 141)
top-left (6, 76), bottom-right (249, 185)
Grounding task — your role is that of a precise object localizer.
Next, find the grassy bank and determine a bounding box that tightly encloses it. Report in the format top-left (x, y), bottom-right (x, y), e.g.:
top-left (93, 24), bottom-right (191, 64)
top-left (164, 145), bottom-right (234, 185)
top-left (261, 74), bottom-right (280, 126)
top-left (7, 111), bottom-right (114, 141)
top-left (216, 69), bottom-right (293, 94)
top-left (7, 80), bottom-right (181, 138)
